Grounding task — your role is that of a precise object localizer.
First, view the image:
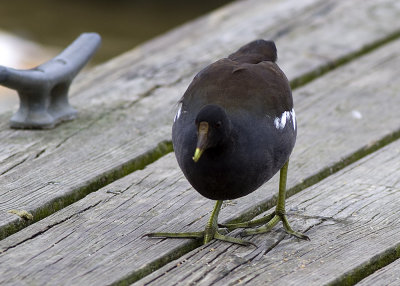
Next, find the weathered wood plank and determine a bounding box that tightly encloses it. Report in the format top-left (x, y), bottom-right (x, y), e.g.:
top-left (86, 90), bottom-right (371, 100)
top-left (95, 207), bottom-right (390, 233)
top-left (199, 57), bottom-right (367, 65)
top-left (356, 260), bottom-right (400, 286)
top-left (135, 140), bottom-right (400, 286)
top-left (1, 0), bottom-right (400, 240)
top-left (70, 0), bottom-right (400, 107)
top-left (1, 36), bottom-right (400, 285)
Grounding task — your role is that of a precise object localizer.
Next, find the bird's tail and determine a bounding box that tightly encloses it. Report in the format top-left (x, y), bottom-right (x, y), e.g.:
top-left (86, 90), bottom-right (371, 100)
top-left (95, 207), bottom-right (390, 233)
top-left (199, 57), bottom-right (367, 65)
top-left (228, 39), bottom-right (277, 64)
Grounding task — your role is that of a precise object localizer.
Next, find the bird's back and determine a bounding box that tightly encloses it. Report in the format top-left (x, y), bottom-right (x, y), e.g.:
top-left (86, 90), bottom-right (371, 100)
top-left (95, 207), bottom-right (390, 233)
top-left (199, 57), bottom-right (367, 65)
top-left (173, 40), bottom-right (296, 200)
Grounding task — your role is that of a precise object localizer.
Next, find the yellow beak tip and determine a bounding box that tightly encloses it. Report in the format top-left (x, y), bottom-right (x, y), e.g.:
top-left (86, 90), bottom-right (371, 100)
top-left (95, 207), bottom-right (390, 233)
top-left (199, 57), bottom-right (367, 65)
top-left (192, 148), bottom-right (202, 162)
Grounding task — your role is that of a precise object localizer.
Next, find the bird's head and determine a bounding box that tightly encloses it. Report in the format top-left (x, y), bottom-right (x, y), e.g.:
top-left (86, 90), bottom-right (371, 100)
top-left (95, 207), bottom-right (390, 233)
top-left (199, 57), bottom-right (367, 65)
top-left (193, 104), bottom-right (231, 162)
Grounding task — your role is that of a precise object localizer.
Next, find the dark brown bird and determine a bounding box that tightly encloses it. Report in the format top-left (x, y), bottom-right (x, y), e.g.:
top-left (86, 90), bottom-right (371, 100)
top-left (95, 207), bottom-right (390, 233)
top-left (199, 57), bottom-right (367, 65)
top-left (146, 40), bottom-right (309, 245)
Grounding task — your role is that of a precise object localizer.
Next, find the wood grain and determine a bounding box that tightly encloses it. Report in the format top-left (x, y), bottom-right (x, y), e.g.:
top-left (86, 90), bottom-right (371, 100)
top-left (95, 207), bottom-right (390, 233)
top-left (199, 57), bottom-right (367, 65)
top-left (1, 36), bottom-right (400, 285)
top-left (1, 0), bottom-right (400, 239)
top-left (135, 140), bottom-right (400, 286)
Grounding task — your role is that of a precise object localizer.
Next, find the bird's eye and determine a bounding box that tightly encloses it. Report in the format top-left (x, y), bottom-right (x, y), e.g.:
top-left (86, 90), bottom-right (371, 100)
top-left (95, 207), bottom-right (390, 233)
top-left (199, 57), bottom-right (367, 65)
top-left (215, 121), bottom-right (222, 128)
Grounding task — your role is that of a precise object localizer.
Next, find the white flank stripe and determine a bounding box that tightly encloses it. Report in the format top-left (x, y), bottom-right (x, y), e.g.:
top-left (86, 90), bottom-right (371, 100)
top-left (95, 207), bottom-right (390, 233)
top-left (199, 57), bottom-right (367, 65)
top-left (291, 108), bottom-right (296, 130)
top-left (174, 104), bottom-right (182, 122)
top-left (273, 108), bottom-right (296, 130)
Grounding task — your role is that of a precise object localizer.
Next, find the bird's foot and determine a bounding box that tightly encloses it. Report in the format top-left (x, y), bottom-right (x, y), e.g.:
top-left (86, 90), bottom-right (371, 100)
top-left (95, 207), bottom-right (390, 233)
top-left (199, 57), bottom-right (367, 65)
top-left (144, 227), bottom-right (255, 247)
top-left (145, 200), bottom-right (256, 246)
top-left (219, 211), bottom-right (276, 231)
top-left (240, 213), bottom-right (309, 240)
top-left (220, 211), bottom-right (309, 240)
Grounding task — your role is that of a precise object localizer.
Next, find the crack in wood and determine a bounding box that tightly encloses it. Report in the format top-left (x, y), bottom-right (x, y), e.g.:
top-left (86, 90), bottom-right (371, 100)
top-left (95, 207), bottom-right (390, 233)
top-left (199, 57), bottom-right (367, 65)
top-left (34, 149), bottom-right (46, 159)
top-left (0, 201), bottom-right (101, 254)
top-left (287, 213), bottom-right (346, 224)
top-left (0, 156), bottom-right (29, 176)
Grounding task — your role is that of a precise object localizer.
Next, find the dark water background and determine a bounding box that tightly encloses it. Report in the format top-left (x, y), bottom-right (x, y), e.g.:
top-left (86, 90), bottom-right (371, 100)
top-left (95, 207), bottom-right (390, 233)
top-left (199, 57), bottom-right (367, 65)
top-left (0, 0), bottom-right (232, 64)
top-left (0, 0), bottom-right (232, 111)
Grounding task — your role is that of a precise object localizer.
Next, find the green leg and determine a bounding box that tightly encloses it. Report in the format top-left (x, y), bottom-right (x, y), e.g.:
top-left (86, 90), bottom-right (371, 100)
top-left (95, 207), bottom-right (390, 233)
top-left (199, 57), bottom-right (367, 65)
top-left (145, 200), bottom-right (255, 246)
top-left (242, 160), bottom-right (309, 239)
top-left (220, 160), bottom-right (309, 240)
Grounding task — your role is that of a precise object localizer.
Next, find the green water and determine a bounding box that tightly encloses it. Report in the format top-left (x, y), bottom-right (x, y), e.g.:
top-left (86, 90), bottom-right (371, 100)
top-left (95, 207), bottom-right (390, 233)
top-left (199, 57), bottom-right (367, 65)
top-left (0, 0), bottom-right (232, 64)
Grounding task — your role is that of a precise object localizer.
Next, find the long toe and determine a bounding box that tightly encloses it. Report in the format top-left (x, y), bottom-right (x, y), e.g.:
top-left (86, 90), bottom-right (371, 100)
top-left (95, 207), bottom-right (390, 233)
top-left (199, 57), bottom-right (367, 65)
top-left (281, 215), bottom-right (310, 240)
top-left (214, 231), bottom-right (257, 247)
top-left (144, 231), bottom-right (204, 239)
top-left (239, 214), bottom-right (310, 240)
top-left (219, 212), bottom-right (276, 231)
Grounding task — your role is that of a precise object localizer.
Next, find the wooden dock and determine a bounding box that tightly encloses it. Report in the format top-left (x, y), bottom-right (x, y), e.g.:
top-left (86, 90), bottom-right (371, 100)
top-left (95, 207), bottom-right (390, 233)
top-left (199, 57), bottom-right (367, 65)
top-left (1, 0), bottom-right (400, 285)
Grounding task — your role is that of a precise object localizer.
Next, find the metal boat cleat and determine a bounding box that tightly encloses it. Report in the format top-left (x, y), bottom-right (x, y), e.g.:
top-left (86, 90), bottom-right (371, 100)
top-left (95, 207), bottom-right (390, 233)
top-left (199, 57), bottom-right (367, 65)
top-left (0, 32), bottom-right (101, 129)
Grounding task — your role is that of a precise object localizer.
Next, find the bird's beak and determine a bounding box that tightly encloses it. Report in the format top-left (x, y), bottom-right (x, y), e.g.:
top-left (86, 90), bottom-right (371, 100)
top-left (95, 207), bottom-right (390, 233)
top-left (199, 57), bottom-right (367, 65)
top-left (193, 121), bottom-right (209, 162)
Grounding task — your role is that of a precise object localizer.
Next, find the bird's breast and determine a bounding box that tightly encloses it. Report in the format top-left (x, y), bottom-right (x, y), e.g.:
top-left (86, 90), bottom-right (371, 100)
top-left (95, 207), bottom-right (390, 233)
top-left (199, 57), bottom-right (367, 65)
top-left (172, 114), bottom-right (295, 200)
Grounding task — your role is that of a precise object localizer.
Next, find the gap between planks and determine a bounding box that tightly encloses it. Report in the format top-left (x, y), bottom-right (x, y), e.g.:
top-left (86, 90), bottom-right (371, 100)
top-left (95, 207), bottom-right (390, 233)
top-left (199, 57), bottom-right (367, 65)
top-left (95, 37), bottom-right (400, 285)
top-left (2, 27), bottom-right (400, 242)
top-left (1, 0), bottom-right (400, 241)
top-left (135, 139), bottom-right (400, 286)
top-left (1, 36), bottom-right (400, 285)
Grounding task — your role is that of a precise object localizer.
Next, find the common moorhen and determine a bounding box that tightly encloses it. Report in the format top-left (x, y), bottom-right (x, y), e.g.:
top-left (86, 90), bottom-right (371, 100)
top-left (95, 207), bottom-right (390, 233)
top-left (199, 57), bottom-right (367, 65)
top-left (146, 39), bottom-right (309, 246)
